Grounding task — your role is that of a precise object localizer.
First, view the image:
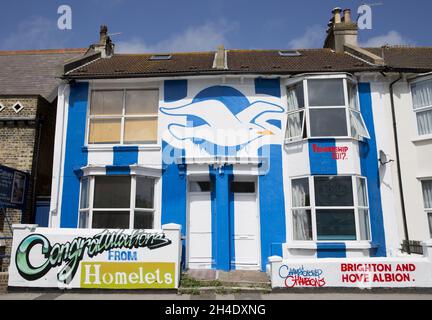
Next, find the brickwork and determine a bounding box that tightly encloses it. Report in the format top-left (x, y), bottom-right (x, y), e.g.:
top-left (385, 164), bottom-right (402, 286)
top-left (0, 96), bottom-right (38, 271)
top-left (0, 272), bottom-right (8, 292)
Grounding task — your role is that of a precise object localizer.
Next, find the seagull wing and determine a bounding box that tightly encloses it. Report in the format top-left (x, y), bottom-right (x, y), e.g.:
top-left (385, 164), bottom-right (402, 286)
top-left (236, 101), bottom-right (284, 126)
top-left (160, 100), bottom-right (241, 129)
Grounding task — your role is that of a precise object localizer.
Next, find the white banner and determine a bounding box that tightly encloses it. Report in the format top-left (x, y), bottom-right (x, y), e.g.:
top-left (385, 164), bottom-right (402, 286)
top-left (8, 223), bottom-right (182, 289)
top-left (269, 255), bottom-right (432, 289)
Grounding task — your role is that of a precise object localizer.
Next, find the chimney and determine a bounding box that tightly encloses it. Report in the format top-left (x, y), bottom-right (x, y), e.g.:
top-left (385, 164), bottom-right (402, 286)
top-left (324, 7), bottom-right (358, 53)
top-left (213, 45), bottom-right (227, 70)
top-left (92, 25), bottom-right (115, 58)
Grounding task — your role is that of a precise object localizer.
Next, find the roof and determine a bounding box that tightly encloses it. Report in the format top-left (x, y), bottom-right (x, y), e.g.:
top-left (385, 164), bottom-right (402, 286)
top-left (0, 48), bottom-right (87, 101)
top-left (65, 49), bottom-right (379, 79)
top-left (365, 46), bottom-right (432, 72)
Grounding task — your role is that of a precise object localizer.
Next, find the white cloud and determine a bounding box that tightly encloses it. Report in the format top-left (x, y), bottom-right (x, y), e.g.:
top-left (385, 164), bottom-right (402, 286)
top-left (116, 20), bottom-right (237, 53)
top-left (0, 16), bottom-right (69, 50)
top-left (288, 25), bottom-right (326, 49)
top-left (360, 30), bottom-right (414, 47)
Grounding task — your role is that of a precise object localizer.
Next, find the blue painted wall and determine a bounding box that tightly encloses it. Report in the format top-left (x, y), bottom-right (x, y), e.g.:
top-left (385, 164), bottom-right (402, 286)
top-left (255, 78), bottom-right (281, 97)
top-left (35, 200), bottom-right (50, 227)
top-left (317, 242), bottom-right (347, 258)
top-left (358, 82), bottom-right (386, 257)
top-left (164, 80), bottom-right (188, 102)
top-left (161, 141), bottom-right (187, 268)
top-left (113, 146), bottom-right (138, 166)
top-left (308, 139), bottom-right (337, 175)
top-left (258, 144), bottom-right (286, 271)
top-left (60, 83), bottom-right (89, 228)
top-left (209, 165), bottom-right (233, 271)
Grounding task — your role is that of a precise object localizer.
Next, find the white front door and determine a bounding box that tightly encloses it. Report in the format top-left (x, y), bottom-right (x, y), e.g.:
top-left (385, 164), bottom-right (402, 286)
top-left (232, 181), bottom-right (260, 270)
top-left (187, 181), bottom-right (212, 269)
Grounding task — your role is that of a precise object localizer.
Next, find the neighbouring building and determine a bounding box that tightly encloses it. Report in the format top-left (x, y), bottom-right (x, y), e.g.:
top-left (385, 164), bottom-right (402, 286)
top-left (0, 48), bottom-right (87, 270)
top-left (7, 7), bottom-right (432, 289)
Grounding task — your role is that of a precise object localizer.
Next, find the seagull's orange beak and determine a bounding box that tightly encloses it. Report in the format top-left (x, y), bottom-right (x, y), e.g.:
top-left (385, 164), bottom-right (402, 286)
top-left (257, 129), bottom-right (274, 136)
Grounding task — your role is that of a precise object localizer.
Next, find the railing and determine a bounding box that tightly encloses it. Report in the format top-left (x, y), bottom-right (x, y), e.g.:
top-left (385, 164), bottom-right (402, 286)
top-left (401, 240), bottom-right (424, 255)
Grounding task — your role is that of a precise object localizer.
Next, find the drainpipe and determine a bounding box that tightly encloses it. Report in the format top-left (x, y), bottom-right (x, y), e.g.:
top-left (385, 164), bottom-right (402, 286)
top-left (30, 116), bottom-right (43, 224)
top-left (389, 73), bottom-right (410, 254)
top-left (50, 83), bottom-right (69, 227)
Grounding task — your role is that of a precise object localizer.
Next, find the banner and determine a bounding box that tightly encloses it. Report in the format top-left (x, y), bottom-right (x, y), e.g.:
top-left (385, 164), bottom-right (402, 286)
top-left (269, 255), bottom-right (432, 289)
top-left (8, 223), bottom-right (182, 289)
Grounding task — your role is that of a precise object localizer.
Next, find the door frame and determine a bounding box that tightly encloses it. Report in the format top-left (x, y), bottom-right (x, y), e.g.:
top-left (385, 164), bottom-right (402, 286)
top-left (231, 176), bottom-right (262, 270)
top-left (186, 175), bottom-right (213, 269)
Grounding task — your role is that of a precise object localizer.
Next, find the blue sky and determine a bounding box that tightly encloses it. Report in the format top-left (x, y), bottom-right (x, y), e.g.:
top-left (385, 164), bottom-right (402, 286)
top-left (0, 0), bottom-right (430, 52)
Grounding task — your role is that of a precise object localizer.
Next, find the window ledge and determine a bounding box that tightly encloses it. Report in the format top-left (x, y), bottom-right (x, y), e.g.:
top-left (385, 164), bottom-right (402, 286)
top-left (412, 135), bottom-right (432, 144)
top-left (284, 136), bottom-right (365, 145)
top-left (83, 145), bottom-right (162, 152)
top-left (285, 242), bottom-right (371, 250)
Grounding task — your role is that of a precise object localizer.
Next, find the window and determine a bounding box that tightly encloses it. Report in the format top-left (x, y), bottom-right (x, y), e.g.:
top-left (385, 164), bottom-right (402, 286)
top-left (285, 82), bottom-right (306, 141)
top-left (290, 175), bottom-right (371, 242)
top-left (411, 78), bottom-right (432, 136)
top-left (150, 54), bottom-right (172, 60)
top-left (285, 76), bottom-right (370, 142)
top-left (189, 181), bottom-right (213, 192)
top-left (279, 50), bottom-right (301, 57)
top-left (88, 89), bottom-right (159, 144)
top-left (79, 175), bottom-right (156, 229)
top-left (421, 180), bottom-right (432, 237)
top-left (231, 181), bottom-right (256, 193)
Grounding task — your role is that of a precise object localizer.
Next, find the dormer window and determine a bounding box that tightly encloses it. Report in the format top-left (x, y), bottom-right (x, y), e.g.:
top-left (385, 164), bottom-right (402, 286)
top-left (149, 54), bottom-right (172, 61)
top-left (285, 75), bottom-right (370, 142)
top-left (279, 50), bottom-right (301, 57)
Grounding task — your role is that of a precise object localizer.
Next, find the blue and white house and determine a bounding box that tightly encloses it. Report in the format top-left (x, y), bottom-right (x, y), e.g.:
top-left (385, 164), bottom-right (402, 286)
top-left (45, 8), bottom-right (432, 287)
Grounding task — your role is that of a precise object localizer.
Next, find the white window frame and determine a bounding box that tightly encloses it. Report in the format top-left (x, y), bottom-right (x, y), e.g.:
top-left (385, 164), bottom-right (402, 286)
top-left (86, 88), bottom-right (159, 146)
top-left (284, 74), bottom-right (370, 143)
top-left (78, 175), bottom-right (157, 229)
top-left (410, 76), bottom-right (432, 137)
top-left (421, 178), bottom-right (432, 238)
top-left (289, 175), bottom-right (371, 243)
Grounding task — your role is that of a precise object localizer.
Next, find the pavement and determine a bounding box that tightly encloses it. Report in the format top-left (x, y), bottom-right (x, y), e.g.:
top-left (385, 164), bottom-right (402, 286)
top-left (1, 290), bottom-right (432, 300)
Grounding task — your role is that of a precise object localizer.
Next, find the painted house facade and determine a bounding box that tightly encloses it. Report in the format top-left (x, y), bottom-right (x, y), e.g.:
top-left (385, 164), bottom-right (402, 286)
top-left (48, 9), bottom-right (432, 275)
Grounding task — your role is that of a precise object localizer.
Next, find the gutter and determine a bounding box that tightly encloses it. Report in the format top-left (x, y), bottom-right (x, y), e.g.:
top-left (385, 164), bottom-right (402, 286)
top-left (389, 73), bottom-right (411, 254)
top-left (61, 68), bottom-right (385, 81)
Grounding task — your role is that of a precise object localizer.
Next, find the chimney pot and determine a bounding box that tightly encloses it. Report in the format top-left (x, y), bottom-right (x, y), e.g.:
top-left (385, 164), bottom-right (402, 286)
top-left (332, 7), bottom-right (342, 24)
top-left (324, 7), bottom-right (358, 53)
top-left (100, 25), bottom-right (108, 43)
top-left (343, 9), bottom-right (352, 23)
top-left (92, 25), bottom-right (114, 58)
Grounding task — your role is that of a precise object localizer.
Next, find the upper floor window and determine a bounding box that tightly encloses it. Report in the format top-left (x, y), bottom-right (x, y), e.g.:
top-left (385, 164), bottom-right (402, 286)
top-left (421, 180), bottom-right (432, 238)
top-left (88, 89), bottom-right (159, 145)
top-left (79, 175), bottom-right (156, 229)
top-left (285, 76), bottom-right (370, 142)
top-left (411, 78), bottom-right (432, 136)
top-left (290, 175), bottom-right (370, 242)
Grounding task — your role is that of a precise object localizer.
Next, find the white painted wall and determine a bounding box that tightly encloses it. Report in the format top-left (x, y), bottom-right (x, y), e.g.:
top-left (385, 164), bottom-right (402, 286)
top-left (392, 79), bottom-right (432, 242)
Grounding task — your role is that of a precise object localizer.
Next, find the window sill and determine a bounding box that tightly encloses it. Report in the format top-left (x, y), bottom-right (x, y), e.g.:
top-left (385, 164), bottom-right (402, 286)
top-left (83, 144), bottom-right (162, 152)
top-left (285, 241), bottom-right (372, 250)
top-left (284, 136), bottom-right (366, 145)
top-left (412, 135), bottom-right (432, 144)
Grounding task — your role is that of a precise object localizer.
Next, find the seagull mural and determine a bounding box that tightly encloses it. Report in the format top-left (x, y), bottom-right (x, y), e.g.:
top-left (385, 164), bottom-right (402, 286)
top-left (160, 86), bottom-right (284, 156)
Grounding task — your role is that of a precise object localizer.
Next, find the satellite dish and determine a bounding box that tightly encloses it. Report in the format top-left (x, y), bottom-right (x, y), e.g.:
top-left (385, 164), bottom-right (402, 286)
top-left (379, 150), bottom-right (394, 165)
